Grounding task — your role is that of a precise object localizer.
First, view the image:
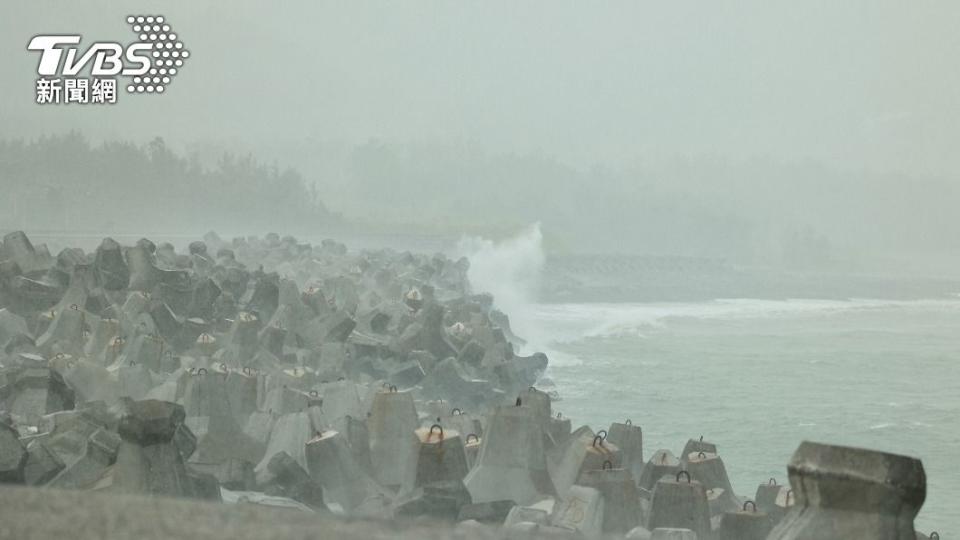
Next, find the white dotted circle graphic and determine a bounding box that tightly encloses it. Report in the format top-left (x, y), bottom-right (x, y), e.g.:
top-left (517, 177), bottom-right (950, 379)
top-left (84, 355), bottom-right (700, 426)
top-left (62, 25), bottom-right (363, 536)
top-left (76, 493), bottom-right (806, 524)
top-left (128, 15), bottom-right (187, 95)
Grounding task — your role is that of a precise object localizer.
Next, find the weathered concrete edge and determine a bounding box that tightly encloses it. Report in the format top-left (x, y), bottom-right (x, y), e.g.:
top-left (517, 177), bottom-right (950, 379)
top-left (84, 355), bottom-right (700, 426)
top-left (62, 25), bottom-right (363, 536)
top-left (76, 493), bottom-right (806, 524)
top-left (0, 485), bottom-right (556, 540)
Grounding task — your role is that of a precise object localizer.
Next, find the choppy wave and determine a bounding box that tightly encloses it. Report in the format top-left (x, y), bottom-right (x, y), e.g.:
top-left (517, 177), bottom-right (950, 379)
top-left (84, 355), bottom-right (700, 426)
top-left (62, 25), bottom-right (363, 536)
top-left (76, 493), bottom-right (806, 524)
top-left (530, 297), bottom-right (960, 345)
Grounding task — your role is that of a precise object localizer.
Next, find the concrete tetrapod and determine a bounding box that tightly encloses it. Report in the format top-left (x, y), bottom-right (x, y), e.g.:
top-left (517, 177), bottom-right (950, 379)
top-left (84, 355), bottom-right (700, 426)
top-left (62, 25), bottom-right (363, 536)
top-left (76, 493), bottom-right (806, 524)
top-left (579, 464), bottom-right (643, 534)
top-left (768, 441), bottom-right (926, 540)
top-left (331, 414), bottom-right (372, 471)
top-left (411, 424), bottom-right (469, 489)
top-left (648, 471), bottom-right (712, 540)
top-left (367, 387), bottom-right (418, 492)
top-left (517, 387), bottom-right (552, 425)
top-left (685, 451), bottom-right (740, 514)
top-left (548, 413), bottom-right (572, 443)
top-left (438, 408), bottom-right (483, 440)
top-left (550, 484), bottom-right (605, 537)
top-left (7, 367), bottom-right (76, 422)
top-left (463, 404), bottom-right (556, 505)
top-left (638, 449), bottom-right (681, 492)
top-left (22, 439), bottom-right (64, 485)
top-left (680, 437), bottom-right (717, 466)
top-left (47, 429), bottom-right (121, 490)
top-left (717, 500), bottom-right (772, 540)
top-left (36, 305), bottom-right (85, 357)
top-left (548, 429), bottom-right (622, 496)
top-left (304, 430), bottom-right (386, 512)
top-left (606, 419), bottom-right (643, 481)
top-left (255, 411), bottom-right (312, 474)
top-left (0, 421), bottom-right (28, 483)
top-left (112, 400), bottom-right (196, 497)
top-left (755, 478), bottom-right (789, 530)
top-left (755, 477), bottom-right (781, 513)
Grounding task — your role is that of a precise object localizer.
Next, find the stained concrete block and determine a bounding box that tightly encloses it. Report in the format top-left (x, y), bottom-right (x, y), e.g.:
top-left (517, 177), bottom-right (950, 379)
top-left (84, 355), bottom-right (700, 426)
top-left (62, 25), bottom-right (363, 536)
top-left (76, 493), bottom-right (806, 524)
top-left (768, 441), bottom-right (926, 539)
top-left (0, 422), bottom-right (27, 483)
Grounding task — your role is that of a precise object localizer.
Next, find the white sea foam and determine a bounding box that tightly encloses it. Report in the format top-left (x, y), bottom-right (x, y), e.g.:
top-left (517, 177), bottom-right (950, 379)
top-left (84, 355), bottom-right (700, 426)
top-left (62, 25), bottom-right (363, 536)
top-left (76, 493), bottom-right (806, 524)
top-left (529, 297), bottom-right (960, 346)
top-left (454, 223), bottom-right (557, 354)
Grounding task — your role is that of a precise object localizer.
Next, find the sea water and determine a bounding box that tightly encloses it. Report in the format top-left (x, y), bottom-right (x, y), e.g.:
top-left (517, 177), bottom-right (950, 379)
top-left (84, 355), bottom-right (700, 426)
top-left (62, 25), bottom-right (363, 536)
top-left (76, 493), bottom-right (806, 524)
top-left (530, 298), bottom-right (959, 534)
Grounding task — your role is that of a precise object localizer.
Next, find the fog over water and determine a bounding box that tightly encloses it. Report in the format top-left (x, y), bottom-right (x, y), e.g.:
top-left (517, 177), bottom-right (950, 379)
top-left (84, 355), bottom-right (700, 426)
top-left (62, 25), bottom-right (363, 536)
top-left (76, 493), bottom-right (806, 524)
top-left (0, 1), bottom-right (958, 534)
top-left (3, 2), bottom-right (960, 272)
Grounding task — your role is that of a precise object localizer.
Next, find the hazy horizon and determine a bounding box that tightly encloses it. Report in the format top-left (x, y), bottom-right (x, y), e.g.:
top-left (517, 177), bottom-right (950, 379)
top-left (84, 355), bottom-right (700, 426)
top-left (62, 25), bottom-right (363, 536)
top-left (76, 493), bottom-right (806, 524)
top-left (2, 2), bottom-right (960, 273)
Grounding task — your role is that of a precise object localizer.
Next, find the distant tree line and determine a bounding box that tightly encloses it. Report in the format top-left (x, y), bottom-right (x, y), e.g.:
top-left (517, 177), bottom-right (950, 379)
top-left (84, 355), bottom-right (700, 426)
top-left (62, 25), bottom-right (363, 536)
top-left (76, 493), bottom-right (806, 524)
top-left (0, 132), bottom-right (336, 235)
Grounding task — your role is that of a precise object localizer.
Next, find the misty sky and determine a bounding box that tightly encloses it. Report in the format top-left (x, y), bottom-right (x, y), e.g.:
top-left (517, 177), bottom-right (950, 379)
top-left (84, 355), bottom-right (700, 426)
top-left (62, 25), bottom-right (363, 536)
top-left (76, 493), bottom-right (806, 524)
top-left (2, 1), bottom-right (959, 177)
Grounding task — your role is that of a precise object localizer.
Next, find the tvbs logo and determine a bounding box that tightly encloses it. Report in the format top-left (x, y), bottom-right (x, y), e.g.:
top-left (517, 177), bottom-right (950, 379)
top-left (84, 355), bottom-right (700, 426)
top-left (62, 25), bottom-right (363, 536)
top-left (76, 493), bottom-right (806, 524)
top-left (27, 15), bottom-right (189, 105)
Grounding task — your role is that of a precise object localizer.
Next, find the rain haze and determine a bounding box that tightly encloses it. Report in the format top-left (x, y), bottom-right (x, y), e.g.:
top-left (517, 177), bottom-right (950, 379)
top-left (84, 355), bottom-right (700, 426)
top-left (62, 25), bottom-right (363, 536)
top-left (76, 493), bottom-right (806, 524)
top-left (2, 2), bottom-right (960, 265)
top-left (0, 1), bottom-right (957, 537)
